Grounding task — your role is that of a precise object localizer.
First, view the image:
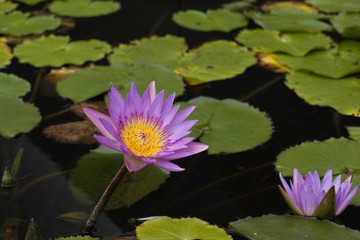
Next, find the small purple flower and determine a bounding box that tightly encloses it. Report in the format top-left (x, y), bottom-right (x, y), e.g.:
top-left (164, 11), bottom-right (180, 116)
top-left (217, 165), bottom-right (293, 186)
top-left (279, 168), bottom-right (359, 217)
top-left (82, 81), bottom-right (208, 172)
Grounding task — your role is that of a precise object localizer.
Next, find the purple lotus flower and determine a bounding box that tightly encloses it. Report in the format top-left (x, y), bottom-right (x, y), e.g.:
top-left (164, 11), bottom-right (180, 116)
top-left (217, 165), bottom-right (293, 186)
top-left (82, 81), bottom-right (208, 172)
top-left (279, 168), bottom-right (359, 218)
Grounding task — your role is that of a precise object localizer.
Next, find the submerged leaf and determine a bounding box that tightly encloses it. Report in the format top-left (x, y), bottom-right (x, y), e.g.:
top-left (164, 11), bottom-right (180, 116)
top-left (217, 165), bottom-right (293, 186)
top-left (0, 96), bottom-right (41, 138)
top-left (236, 29), bottom-right (332, 57)
top-left (0, 11), bottom-right (60, 36)
top-left (275, 137), bottom-right (360, 204)
top-left (179, 96), bottom-right (273, 154)
top-left (69, 150), bottom-right (170, 210)
top-left (14, 34), bottom-right (111, 67)
top-left (306, 0), bottom-right (360, 12)
top-left (0, 42), bottom-right (13, 68)
top-left (0, 73), bottom-right (30, 97)
top-left (57, 211), bottom-right (89, 224)
top-left (70, 101), bottom-right (108, 119)
top-left (136, 217), bottom-right (232, 240)
top-left (49, 0), bottom-right (121, 18)
top-left (172, 9), bottom-right (248, 32)
top-left (229, 214), bottom-right (360, 239)
top-left (331, 13), bottom-right (360, 39)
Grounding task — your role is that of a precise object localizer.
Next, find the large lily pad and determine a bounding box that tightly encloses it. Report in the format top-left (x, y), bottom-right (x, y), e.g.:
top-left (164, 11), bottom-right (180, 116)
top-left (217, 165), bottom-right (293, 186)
top-left (236, 29), bottom-right (332, 57)
top-left (306, 0), bottom-right (360, 12)
top-left (69, 147), bottom-right (170, 210)
top-left (275, 137), bottom-right (360, 204)
top-left (49, 0), bottom-right (121, 18)
top-left (0, 96), bottom-right (41, 138)
top-left (277, 40), bottom-right (360, 79)
top-left (246, 11), bottom-right (332, 33)
top-left (14, 34), bottom-right (111, 67)
top-left (172, 9), bottom-right (248, 32)
top-left (347, 126), bottom-right (360, 140)
top-left (0, 73), bottom-right (30, 97)
top-left (0, 11), bottom-right (60, 36)
top-left (285, 71), bottom-right (360, 117)
top-left (136, 217), bottom-right (232, 240)
top-left (229, 214), bottom-right (360, 240)
top-left (331, 13), bottom-right (360, 39)
top-left (179, 96), bottom-right (273, 154)
top-left (109, 35), bottom-right (256, 85)
top-left (0, 1), bottom-right (18, 14)
top-left (14, 0), bottom-right (49, 5)
top-left (57, 62), bottom-right (185, 103)
top-left (0, 42), bottom-right (12, 68)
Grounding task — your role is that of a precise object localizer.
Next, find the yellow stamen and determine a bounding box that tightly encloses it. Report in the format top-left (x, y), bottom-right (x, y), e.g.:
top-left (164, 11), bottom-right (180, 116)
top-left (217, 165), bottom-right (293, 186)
top-left (120, 116), bottom-right (167, 157)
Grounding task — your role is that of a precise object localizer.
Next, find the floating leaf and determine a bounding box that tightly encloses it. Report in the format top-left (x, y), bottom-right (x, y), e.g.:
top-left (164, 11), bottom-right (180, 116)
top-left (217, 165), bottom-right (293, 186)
top-left (222, 1), bottom-right (253, 11)
top-left (247, 11), bottom-right (332, 33)
top-left (0, 11), bottom-right (60, 36)
top-left (257, 53), bottom-right (291, 73)
top-left (285, 71), bottom-right (360, 117)
top-left (69, 149), bottom-right (170, 210)
top-left (266, 1), bottom-right (318, 13)
top-left (0, 43), bottom-right (12, 68)
top-left (179, 96), bottom-right (273, 154)
top-left (43, 120), bottom-right (99, 145)
top-left (347, 126), bottom-right (360, 140)
top-left (136, 217), bottom-right (232, 240)
top-left (275, 137), bottom-right (360, 204)
top-left (14, 0), bottom-right (49, 5)
top-left (0, 96), bottom-right (41, 138)
top-left (236, 29), bottom-right (332, 57)
top-left (229, 214), bottom-right (360, 240)
top-left (0, 1), bottom-right (18, 14)
top-left (277, 40), bottom-right (360, 79)
top-left (331, 13), bottom-right (360, 39)
top-left (306, 0), bottom-right (360, 12)
top-left (172, 9), bottom-right (248, 32)
top-left (14, 34), bottom-right (111, 67)
top-left (175, 40), bottom-right (256, 84)
top-left (49, 0), bottom-right (121, 18)
top-left (57, 62), bottom-right (185, 103)
top-left (70, 101), bottom-right (108, 119)
top-left (110, 35), bottom-right (256, 84)
top-left (0, 73), bottom-right (30, 97)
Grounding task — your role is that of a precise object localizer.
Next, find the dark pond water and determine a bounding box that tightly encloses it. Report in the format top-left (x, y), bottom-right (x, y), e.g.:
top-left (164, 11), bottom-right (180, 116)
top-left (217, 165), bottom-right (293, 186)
top-left (1, 0), bottom-right (360, 239)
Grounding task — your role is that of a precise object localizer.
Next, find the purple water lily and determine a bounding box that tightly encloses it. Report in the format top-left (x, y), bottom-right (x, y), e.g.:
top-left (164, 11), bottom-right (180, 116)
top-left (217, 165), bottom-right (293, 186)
top-left (82, 81), bottom-right (208, 172)
top-left (279, 168), bottom-right (359, 217)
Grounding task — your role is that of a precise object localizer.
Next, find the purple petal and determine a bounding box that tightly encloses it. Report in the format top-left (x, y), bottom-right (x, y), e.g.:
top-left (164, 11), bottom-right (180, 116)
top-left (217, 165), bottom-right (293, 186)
top-left (293, 168), bottom-right (304, 194)
top-left (93, 135), bottom-right (122, 152)
top-left (168, 105), bottom-right (196, 129)
top-left (167, 120), bottom-right (198, 142)
top-left (160, 105), bottom-right (180, 129)
top-left (108, 83), bottom-right (124, 124)
top-left (332, 175), bottom-right (342, 192)
top-left (149, 90), bottom-right (164, 119)
top-left (161, 92), bottom-right (175, 115)
top-left (159, 142), bottom-right (208, 160)
top-left (336, 185), bottom-right (360, 215)
top-left (139, 86), bottom-right (151, 117)
top-left (99, 118), bottom-right (119, 141)
top-left (165, 137), bottom-right (194, 152)
top-left (279, 173), bottom-right (297, 203)
top-left (153, 159), bottom-right (185, 172)
top-left (82, 107), bottom-right (115, 140)
top-left (148, 81), bottom-right (156, 103)
top-left (124, 154), bottom-right (147, 172)
top-left (321, 168), bottom-right (333, 190)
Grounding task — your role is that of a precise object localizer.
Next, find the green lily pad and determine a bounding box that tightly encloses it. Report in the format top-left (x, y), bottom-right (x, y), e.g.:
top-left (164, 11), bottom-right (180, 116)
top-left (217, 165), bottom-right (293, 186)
top-left (0, 96), bottom-right (41, 138)
top-left (57, 62), bottom-right (185, 103)
top-left (136, 217), bottom-right (232, 240)
top-left (0, 73), bottom-right (30, 97)
top-left (236, 29), bottom-right (332, 57)
top-left (331, 13), bottom-right (360, 39)
top-left (275, 137), bottom-right (360, 204)
top-left (285, 71), bottom-right (360, 117)
top-left (14, 0), bottom-right (49, 5)
top-left (109, 35), bottom-right (187, 69)
top-left (49, 0), bottom-right (121, 18)
top-left (347, 126), bottom-right (360, 140)
top-left (222, 1), bottom-right (253, 11)
top-left (277, 40), bottom-right (360, 79)
top-left (69, 147), bottom-right (170, 210)
top-left (172, 9), bottom-right (248, 32)
top-left (179, 96), bottom-right (273, 154)
top-left (0, 1), bottom-right (18, 14)
top-left (109, 35), bottom-right (256, 85)
top-left (306, 0), bottom-right (360, 12)
top-left (0, 42), bottom-right (12, 68)
top-left (229, 214), bottom-right (360, 240)
top-left (14, 34), bottom-right (111, 67)
top-left (0, 11), bottom-right (60, 36)
top-left (247, 11), bottom-right (332, 33)
top-left (175, 40), bottom-right (256, 84)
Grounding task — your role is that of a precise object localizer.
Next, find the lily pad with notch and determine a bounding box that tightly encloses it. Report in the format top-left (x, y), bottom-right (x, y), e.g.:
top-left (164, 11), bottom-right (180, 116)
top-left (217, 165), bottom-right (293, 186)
top-left (306, 0), bottom-right (360, 12)
top-left (136, 217), bottom-right (232, 240)
top-left (14, 34), bottom-right (111, 67)
top-left (275, 137), bottom-right (360, 205)
top-left (236, 29), bottom-right (332, 57)
top-left (331, 13), bottom-right (360, 39)
top-left (172, 8), bottom-right (248, 32)
top-left (178, 96), bottom-right (273, 154)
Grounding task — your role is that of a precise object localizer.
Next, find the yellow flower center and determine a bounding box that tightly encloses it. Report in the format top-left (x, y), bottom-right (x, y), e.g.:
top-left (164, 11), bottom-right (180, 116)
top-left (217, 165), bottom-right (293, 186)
top-left (120, 116), bottom-right (167, 157)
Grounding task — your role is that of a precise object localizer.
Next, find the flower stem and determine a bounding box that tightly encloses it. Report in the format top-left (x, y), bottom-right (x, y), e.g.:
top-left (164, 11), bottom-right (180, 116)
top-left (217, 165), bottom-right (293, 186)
top-left (83, 164), bottom-right (128, 234)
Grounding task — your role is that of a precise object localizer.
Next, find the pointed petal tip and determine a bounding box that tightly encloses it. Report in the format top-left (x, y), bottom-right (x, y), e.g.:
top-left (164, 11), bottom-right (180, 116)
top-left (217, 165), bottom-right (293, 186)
top-left (124, 154), bottom-right (147, 172)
